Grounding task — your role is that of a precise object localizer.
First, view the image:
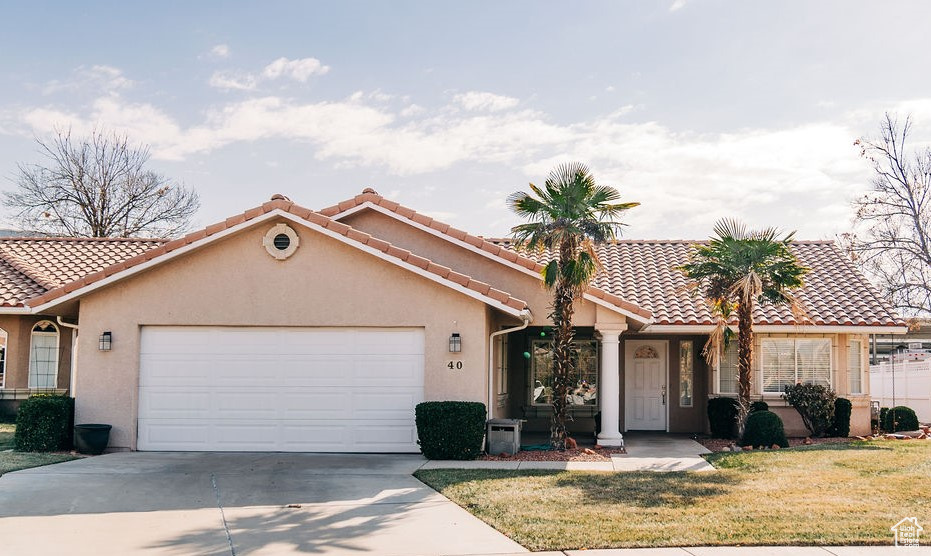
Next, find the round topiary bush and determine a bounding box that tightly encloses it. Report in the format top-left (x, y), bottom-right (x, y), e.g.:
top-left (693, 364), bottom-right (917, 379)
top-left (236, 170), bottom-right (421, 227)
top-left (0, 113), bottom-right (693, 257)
top-left (883, 405), bottom-right (919, 432)
top-left (741, 410), bottom-right (789, 448)
top-left (750, 400), bottom-right (769, 413)
top-left (831, 398), bottom-right (852, 437)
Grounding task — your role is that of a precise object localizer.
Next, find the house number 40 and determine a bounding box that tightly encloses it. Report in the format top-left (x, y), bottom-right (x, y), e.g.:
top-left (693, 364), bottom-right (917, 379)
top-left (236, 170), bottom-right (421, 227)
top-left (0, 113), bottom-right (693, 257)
top-left (447, 360), bottom-right (463, 370)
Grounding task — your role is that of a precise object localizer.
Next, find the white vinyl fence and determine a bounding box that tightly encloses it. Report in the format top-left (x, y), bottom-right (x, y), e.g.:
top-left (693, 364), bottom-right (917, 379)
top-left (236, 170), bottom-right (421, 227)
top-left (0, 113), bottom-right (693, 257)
top-left (870, 360), bottom-right (931, 421)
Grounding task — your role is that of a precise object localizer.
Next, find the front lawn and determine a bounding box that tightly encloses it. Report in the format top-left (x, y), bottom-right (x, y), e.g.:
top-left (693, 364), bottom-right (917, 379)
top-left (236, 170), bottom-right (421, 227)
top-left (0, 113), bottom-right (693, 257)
top-left (0, 421), bottom-right (77, 476)
top-left (415, 441), bottom-right (931, 550)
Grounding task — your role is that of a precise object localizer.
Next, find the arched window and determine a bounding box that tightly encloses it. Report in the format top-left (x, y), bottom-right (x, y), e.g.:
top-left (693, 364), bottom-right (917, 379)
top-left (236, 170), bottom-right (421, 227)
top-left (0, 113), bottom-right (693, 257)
top-left (28, 321), bottom-right (59, 389)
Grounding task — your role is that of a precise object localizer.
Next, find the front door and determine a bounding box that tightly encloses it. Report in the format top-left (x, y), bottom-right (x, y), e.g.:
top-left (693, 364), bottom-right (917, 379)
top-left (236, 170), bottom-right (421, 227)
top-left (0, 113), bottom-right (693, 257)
top-left (625, 340), bottom-right (667, 431)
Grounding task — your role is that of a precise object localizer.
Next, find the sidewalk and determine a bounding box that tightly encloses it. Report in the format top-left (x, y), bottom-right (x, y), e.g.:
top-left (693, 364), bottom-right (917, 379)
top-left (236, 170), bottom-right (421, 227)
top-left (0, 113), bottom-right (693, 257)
top-left (420, 434), bottom-right (715, 472)
top-left (466, 547), bottom-right (930, 555)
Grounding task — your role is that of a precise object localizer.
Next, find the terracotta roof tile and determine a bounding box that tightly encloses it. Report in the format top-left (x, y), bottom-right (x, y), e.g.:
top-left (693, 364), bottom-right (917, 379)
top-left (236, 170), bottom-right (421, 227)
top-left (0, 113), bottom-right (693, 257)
top-left (489, 239), bottom-right (904, 328)
top-left (0, 237), bottom-right (165, 307)
top-left (25, 197), bottom-right (532, 315)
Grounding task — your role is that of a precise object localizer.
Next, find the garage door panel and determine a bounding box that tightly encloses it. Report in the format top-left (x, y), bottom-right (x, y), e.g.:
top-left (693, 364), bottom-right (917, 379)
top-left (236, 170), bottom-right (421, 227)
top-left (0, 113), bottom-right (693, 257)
top-left (138, 327), bottom-right (424, 452)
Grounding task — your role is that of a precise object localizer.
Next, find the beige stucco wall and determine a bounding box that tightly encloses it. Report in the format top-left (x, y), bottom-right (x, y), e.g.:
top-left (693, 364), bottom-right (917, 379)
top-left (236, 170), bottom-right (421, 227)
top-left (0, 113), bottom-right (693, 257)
top-left (68, 218), bottom-right (497, 450)
top-left (709, 332), bottom-right (872, 436)
top-left (0, 314), bottom-right (73, 391)
top-left (341, 209), bottom-right (598, 325)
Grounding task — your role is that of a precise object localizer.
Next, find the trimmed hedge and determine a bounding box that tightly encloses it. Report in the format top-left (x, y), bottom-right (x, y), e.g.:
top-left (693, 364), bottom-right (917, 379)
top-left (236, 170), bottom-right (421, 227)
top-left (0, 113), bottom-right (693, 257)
top-left (741, 410), bottom-right (788, 448)
top-left (14, 395), bottom-right (74, 452)
top-left (879, 407), bottom-right (889, 431)
top-left (708, 397), bottom-right (739, 439)
top-left (831, 398), bottom-right (852, 437)
top-left (883, 405), bottom-right (920, 433)
top-left (415, 401), bottom-right (486, 460)
top-left (750, 400), bottom-right (769, 413)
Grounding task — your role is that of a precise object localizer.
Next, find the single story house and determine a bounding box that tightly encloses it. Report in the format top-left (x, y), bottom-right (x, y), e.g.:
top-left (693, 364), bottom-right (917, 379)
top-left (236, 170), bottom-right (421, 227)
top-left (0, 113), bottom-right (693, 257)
top-left (0, 189), bottom-right (906, 451)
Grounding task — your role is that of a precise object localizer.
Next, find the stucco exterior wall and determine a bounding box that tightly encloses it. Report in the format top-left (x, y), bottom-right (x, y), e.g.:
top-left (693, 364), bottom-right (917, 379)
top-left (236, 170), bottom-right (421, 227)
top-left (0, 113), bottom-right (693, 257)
top-left (708, 332), bottom-right (872, 436)
top-left (0, 314), bottom-right (73, 391)
top-left (341, 209), bottom-right (598, 325)
top-left (70, 219), bottom-right (494, 450)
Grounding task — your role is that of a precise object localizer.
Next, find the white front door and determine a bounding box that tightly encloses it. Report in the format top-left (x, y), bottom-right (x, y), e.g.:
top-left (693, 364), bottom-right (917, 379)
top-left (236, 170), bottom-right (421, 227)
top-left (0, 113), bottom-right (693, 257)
top-left (625, 340), bottom-right (667, 431)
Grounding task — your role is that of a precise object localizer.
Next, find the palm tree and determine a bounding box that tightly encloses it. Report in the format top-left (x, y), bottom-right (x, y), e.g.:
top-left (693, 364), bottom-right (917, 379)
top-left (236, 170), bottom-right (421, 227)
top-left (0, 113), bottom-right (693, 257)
top-left (508, 162), bottom-right (639, 450)
top-left (680, 219), bottom-right (808, 436)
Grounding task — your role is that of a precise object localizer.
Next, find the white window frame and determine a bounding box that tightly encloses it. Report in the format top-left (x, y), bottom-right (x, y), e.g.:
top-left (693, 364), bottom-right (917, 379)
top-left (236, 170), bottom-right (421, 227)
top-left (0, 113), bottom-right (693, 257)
top-left (0, 329), bottom-right (6, 389)
top-left (679, 340), bottom-right (694, 407)
top-left (760, 338), bottom-right (832, 394)
top-left (496, 334), bottom-right (508, 396)
top-left (530, 339), bottom-right (599, 407)
top-left (716, 342), bottom-right (739, 395)
top-left (848, 339), bottom-right (863, 395)
top-left (28, 320), bottom-right (59, 389)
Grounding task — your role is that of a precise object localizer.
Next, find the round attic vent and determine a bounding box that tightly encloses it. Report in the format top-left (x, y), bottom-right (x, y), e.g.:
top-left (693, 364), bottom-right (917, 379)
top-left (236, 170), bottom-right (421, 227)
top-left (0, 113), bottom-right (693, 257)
top-left (263, 224), bottom-right (299, 260)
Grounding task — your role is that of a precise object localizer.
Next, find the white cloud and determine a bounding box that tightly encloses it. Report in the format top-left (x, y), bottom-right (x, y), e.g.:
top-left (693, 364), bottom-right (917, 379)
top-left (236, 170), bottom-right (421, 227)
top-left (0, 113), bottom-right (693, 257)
top-left (208, 71), bottom-right (257, 91)
top-left (262, 57), bottom-right (329, 82)
top-left (454, 91), bottom-right (519, 112)
top-left (7, 87), bottom-right (890, 238)
top-left (43, 65), bottom-right (133, 95)
top-left (210, 44), bottom-right (230, 58)
top-left (670, 0), bottom-right (689, 12)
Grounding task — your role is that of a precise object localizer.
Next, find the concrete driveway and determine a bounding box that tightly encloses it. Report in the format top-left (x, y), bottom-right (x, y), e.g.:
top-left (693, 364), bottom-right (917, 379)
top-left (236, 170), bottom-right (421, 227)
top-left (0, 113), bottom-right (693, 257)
top-left (0, 452), bottom-right (526, 556)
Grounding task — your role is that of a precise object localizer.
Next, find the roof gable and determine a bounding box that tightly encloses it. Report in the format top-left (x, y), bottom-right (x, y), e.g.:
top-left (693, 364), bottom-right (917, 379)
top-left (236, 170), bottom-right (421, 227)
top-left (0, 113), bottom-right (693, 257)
top-left (26, 198), bottom-right (532, 319)
top-left (321, 189), bottom-right (653, 324)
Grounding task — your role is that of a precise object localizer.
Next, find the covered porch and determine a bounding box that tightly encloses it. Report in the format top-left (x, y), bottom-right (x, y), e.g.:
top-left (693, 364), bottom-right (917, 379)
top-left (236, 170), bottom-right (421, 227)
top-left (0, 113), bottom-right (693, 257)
top-left (495, 325), bottom-right (712, 446)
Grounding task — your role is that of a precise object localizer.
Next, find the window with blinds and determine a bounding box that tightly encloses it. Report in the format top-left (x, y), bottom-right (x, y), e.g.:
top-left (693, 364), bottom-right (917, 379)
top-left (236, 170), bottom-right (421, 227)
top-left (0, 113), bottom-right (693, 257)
top-left (719, 342), bottom-right (739, 394)
top-left (848, 340), bottom-right (862, 394)
top-left (761, 338), bottom-right (831, 393)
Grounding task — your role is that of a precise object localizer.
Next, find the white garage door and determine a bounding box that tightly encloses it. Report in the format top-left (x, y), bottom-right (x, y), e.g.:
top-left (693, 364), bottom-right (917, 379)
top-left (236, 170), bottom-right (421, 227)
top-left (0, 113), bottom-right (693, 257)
top-left (137, 326), bottom-right (424, 452)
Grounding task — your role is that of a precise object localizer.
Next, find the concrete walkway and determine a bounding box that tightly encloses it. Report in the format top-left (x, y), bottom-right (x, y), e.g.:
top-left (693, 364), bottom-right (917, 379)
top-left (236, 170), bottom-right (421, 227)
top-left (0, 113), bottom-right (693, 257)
top-left (421, 434), bottom-right (715, 472)
top-left (0, 452), bottom-right (525, 556)
top-left (470, 548), bottom-right (929, 555)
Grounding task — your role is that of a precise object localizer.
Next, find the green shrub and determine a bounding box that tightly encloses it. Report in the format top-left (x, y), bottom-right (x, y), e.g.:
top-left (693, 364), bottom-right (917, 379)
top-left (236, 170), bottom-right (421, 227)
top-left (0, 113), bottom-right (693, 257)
top-left (883, 406), bottom-right (920, 432)
top-left (707, 397), bottom-right (739, 438)
top-left (879, 407), bottom-right (889, 431)
top-left (750, 400), bottom-right (769, 413)
top-left (830, 398), bottom-right (852, 437)
top-left (782, 383), bottom-right (836, 437)
top-left (741, 410), bottom-right (789, 448)
top-left (415, 401), bottom-right (486, 460)
top-left (14, 395), bottom-right (74, 452)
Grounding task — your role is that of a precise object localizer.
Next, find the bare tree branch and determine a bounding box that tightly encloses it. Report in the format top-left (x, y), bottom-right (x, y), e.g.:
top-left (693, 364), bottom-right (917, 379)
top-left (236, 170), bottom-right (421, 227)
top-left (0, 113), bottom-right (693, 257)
top-left (849, 113), bottom-right (931, 317)
top-left (4, 128), bottom-right (199, 238)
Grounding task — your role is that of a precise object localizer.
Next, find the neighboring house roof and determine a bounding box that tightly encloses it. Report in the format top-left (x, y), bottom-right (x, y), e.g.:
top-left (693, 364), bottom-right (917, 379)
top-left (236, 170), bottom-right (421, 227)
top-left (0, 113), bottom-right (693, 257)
top-left (320, 189), bottom-right (654, 323)
top-left (488, 239), bottom-right (904, 328)
top-left (26, 198), bottom-right (531, 318)
top-left (0, 238), bottom-right (165, 307)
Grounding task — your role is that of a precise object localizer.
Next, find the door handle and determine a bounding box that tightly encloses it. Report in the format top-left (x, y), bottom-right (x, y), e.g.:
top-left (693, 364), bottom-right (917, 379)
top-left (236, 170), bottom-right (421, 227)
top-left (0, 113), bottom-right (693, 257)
top-left (661, 385), bottom-right (666, 406)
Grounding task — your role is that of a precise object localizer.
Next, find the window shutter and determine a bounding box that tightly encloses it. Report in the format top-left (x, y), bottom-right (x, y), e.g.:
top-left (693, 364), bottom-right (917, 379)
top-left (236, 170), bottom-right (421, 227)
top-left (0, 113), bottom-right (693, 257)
top-left (848, 340), bottom-right (862, 394)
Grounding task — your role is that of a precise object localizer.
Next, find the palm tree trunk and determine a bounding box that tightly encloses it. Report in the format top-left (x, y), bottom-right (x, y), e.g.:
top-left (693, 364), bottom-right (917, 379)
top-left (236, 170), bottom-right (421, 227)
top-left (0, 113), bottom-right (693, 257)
top-left (736, 302), bottom-right (754, 438)
top-left (550, 281), bottom-right (575, 451)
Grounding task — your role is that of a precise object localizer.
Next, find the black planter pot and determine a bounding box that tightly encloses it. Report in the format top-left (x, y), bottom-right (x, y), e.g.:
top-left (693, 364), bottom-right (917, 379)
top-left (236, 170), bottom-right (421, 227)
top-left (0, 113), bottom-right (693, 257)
top-left (74, 424), bottom-right (112, 455)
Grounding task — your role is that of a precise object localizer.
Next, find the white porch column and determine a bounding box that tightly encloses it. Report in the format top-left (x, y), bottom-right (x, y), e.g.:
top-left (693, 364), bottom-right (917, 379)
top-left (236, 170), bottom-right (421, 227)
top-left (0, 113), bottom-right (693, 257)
top-left (597, 327), bottom-right (625, 447)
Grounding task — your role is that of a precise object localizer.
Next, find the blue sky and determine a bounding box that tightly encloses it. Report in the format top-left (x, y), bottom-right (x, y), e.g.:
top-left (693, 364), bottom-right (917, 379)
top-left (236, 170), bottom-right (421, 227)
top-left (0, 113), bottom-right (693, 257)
top-left (2, 1), bottom-right (930, 239)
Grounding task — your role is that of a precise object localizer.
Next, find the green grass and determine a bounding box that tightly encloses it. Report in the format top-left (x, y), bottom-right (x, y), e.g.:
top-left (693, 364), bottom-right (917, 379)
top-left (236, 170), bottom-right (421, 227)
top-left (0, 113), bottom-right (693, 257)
top-left (415, 442), bottom-right (931, 550)
top-left (0, 421), bottom-right (77, 476)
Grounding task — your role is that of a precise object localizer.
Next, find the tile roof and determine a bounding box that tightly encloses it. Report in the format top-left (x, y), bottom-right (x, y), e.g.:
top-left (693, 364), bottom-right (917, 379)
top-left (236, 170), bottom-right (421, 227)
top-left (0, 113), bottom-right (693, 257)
top-left (320, 189), bottom-right (653, 321)
top-left (0, 238), bottom-right (165, 307)
top-left (488, 239), bottom-right (904, 327)
top-left (26, 198), bottom-right (531, 315)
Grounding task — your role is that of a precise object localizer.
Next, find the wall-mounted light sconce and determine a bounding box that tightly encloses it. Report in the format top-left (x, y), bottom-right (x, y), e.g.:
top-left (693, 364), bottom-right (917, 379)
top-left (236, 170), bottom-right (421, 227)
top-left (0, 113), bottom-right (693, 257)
top-left (99, 331), bottom-right (112, 351)
top-left (449, 333), bottom-right (461, 353)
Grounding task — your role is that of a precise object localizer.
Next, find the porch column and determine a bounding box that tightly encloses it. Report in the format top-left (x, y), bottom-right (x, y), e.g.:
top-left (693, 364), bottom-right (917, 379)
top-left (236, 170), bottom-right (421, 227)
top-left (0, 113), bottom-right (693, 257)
top-left (597, 327), bottom-right (625, 447)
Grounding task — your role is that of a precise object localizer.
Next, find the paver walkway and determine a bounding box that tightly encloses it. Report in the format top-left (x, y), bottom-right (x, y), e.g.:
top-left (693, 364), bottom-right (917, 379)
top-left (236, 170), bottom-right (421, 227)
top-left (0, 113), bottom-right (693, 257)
top-left (420, 433), bottom-right (714, 472)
